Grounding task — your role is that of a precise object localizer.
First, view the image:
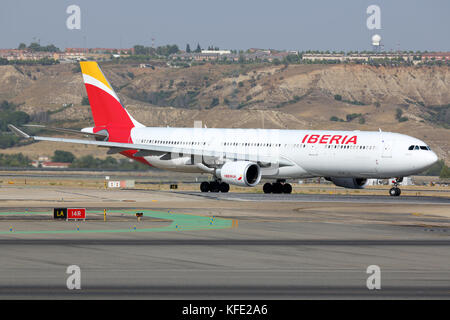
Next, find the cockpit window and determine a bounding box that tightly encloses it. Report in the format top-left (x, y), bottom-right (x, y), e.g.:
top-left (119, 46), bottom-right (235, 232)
top-left (409, 145), bottom-right (431, 151)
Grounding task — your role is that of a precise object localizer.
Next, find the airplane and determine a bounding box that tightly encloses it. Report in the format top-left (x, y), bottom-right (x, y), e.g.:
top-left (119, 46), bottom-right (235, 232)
top-left (8, 61), bottom-right (439, 197)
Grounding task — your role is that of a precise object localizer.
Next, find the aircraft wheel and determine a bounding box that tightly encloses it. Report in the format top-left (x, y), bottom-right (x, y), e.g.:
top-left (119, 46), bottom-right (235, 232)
top-left (210, 181), bottom-right (220, 193)
top-left (200, 181), bottom-right (210, 192)
top-left (263, 183), bottom-right (273, 194)
top-left (389, 187), bottom-right (401, 197)
top-left (219, 182), bottom-right (230, 193)
top-left (282, 183), bottom-right (292, 194)
top-left (389, 188), bottom-right (396, 196)
top-left (272, 182), bottom-right (283, 194)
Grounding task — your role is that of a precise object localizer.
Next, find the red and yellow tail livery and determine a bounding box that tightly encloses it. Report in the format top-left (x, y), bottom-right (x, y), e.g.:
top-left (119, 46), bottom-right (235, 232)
top-left (80, 61), bottom-right (143, 144)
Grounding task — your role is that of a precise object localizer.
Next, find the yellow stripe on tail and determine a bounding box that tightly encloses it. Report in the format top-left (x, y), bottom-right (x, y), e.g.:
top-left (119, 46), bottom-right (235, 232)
top-left (80, 61), bottom-right (113, 91)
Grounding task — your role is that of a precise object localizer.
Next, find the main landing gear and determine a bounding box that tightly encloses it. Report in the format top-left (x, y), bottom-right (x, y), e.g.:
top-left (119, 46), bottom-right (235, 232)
top-left (389, 178), bottom-right (403, 197)
top-left (263, 180), bottom-right (292, 194)
top-left (200, 181), bottom-right (229, 193)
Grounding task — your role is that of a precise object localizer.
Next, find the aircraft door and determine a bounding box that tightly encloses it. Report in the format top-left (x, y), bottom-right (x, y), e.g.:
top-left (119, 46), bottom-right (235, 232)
top-left (381, 137), bottom-right (392, 158)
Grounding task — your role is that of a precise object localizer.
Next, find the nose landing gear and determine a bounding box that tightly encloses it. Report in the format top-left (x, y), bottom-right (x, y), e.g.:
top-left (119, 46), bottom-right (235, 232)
top-left (389, 177), bottom-right (403, 197)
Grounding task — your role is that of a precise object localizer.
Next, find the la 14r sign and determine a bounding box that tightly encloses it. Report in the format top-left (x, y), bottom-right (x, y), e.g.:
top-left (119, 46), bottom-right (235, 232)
top-left (67, 208), bottom-right (86, 220)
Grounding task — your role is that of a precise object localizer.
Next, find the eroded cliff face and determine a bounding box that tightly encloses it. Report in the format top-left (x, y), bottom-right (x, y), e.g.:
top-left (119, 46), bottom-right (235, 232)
top-left (1, 63), bottom-right (448, 112)
top-left (269, 64), bottom-right (450, 107)
top-left (0, 63), bottom-right (448, 162)
top-left (314, 65), bottom-right (449, 106)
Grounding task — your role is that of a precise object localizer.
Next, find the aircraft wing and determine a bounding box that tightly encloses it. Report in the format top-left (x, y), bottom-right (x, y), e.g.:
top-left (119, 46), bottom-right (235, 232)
top-left (8, 124), bottom-right (294, 167)
top-left (22, 124), bottom-right (108, 139)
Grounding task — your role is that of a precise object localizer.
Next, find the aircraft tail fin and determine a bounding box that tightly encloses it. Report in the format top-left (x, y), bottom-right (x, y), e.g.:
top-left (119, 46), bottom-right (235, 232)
top-left (80, 61), bottom-right (143, 129)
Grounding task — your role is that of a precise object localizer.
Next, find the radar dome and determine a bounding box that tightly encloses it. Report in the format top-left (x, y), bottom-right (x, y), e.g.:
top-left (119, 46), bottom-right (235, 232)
top-left (371, 34), bottom-right (381, 46)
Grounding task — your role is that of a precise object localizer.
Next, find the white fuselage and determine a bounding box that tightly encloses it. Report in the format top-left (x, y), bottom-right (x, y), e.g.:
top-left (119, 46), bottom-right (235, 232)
top-left (130, 127), bottom-right (438, 179)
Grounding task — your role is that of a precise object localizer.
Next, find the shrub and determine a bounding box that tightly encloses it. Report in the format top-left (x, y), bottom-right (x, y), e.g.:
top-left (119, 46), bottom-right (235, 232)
top-left (81, 96), bottom-right (90, 105)
top-left (210, 98), bottom-right (219, 108)
top-left (52, 150), bottom-right (75, 163)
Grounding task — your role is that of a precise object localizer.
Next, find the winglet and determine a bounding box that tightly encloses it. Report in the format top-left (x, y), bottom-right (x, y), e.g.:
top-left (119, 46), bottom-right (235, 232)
top-left (7, 124), bottom-right (31, 139)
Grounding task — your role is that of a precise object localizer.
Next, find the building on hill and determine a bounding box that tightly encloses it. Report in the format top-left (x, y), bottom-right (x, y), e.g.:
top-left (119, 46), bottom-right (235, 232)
top-left (421, 52), bottom-right (450, 62)
top-left (0, 49), bottom-right (59, 61)
top-left (40, 161), bottom-right (70, 169)
top-left (31, 158), bottom-right (70, 168)
top-left (201, 50), bottom-right (231, 55)
top-left (170, 48), bottom-right (296, 63)
top-left (302, 53), bottom-right (345, 62)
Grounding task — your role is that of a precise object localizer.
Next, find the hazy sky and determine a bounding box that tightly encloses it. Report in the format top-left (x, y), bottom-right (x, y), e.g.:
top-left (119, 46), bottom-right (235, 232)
top-left (1, 0), bottom-right (449, 51)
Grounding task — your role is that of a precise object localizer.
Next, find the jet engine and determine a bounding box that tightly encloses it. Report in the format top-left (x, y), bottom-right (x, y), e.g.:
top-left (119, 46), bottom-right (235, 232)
top-left (218, 161), bottom-right (261, 187)
top-left (327, 177), bottom-right (369, 189)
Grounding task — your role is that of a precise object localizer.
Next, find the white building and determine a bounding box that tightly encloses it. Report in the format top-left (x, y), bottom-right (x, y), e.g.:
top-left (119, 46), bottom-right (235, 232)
top-left (201, 50), bottom-right (231, 55)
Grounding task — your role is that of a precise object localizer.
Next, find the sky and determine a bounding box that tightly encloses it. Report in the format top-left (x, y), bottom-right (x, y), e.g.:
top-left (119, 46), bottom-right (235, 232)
top-left (0, 0), bottom-right (449, 51)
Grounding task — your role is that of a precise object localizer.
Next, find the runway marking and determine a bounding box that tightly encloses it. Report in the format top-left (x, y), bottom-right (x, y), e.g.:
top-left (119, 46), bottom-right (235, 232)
top-left (0, 210), bottom-right (233, 235)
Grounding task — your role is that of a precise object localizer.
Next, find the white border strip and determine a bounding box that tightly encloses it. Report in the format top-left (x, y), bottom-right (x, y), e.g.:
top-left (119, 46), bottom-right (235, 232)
top-left (82, 74), bottom-right (121, 103)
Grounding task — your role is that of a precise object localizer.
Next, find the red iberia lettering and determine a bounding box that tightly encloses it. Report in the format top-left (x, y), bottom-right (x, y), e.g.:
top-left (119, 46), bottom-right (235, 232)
top-left (319, 135), bottom-right (331, 144)
top-left (345, 136), bottom-right (357, 144)
top-left (341, 135), bottom-right (348, 144)
top-left (301, 134), bottom-right (358, 144)
top-left (301, 135), bottom-right (309, 143)
top-left (329, 135), bottom-right (342, 144)
top-left (307, 135), bottom-right (320, 143)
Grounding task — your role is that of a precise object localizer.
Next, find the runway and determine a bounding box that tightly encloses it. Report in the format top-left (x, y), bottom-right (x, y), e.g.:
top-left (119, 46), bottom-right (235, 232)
top-left (181, 191), bottom-right (450, 204)
top-left (0, 185), bottom-right (449, 299)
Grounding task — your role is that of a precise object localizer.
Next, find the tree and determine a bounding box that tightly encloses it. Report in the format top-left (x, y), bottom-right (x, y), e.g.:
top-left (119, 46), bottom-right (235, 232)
top-left (43, 44), bottom-right (60, 52)
top-left (0, 153), bottom-right (30, 166)
top-left (423, 159), bottom-right (445, 176)
top-left (0, 135), bottom-right (19, 149)
top-left (330, 116), bottom-right (339, 122)
top-left (186, 44), bottom-right (191, 53)
top-left (133, 45), bottom-right (147, 55)
top-left (28, 42), bottom-right (41, 52)
top-left (52, 150), bottom-right (75, 163)
top-left (81, 96), bottom-right (90, 105)
top-left (195, 43), bottom-right (201, 53)
top-left (440, 164), bottom-right (450, 178)
top-left (0, 100), bottom-right (17, 111)
top-left (396, 108), bottom-right (408, 122)
top-left (0, 110), bottom-right (30, 131)
top-left (210, 98), bottom-right (219, 108)
top-left (25, 42), bottom-right (59, 52)
top-left (155, 44), bottom-right (179, 56)
top-left (18, 43), bottom-right (26, 50)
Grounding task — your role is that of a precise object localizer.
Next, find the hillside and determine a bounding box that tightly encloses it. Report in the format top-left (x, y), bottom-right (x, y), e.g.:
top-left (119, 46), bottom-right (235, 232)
top-left (0, 62), bottom-right (449, 162)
